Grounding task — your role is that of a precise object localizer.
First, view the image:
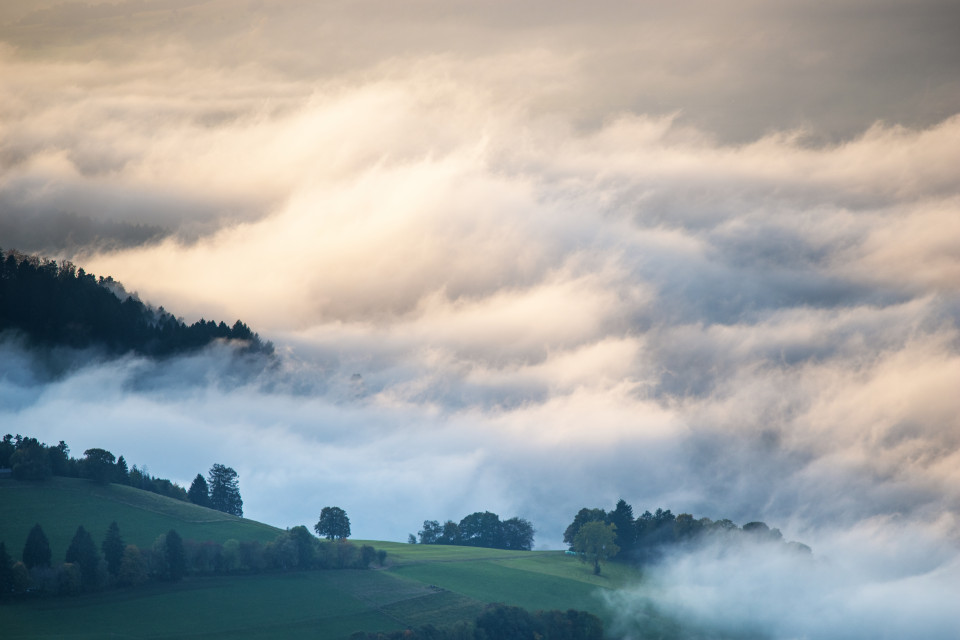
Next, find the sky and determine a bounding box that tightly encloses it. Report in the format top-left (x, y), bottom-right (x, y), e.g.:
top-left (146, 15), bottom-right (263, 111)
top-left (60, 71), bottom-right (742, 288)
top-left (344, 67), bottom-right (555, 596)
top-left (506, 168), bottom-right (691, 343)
top-left (2, 1), bottom-right (960, 635)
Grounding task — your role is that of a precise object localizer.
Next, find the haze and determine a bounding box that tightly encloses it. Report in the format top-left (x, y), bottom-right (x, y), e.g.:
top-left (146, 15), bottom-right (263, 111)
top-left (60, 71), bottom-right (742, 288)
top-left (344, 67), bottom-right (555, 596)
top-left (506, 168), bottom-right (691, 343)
top-left (2, 2), bottom-right (959, 636)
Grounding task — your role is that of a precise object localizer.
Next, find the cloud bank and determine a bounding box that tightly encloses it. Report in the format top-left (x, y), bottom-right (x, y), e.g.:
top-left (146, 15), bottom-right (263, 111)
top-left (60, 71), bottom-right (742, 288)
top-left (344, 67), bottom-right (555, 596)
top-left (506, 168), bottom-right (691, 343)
top-left (1, 1), bottom-right (959, 634)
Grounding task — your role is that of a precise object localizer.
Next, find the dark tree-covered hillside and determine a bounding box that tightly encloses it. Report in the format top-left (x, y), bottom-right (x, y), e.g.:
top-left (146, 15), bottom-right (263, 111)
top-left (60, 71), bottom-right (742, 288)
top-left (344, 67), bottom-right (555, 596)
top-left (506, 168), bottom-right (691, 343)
top-left (563, 499), bottom-right (813, 565)
top-left (0, 249), bottom-right (272, 357)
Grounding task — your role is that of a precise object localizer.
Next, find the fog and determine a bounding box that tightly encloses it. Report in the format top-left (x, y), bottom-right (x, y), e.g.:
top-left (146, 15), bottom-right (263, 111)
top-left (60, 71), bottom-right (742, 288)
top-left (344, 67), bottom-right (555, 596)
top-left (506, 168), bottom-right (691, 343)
top-left (606, 520), bottom-right (960, 639)
top-left (1, 1), bottom-right (959, 635)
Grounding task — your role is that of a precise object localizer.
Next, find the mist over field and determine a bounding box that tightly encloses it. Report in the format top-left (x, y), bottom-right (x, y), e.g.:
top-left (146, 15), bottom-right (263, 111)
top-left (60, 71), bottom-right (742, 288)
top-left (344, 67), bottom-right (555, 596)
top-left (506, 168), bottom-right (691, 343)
top-left (2, 1), bottom-right (959, 636)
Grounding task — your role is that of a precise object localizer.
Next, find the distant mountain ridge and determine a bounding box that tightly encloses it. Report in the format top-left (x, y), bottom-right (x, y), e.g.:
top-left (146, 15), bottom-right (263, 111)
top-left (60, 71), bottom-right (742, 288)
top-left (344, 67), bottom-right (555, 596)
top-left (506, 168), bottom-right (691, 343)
top-left (0, 248), bottom-right (272, 357)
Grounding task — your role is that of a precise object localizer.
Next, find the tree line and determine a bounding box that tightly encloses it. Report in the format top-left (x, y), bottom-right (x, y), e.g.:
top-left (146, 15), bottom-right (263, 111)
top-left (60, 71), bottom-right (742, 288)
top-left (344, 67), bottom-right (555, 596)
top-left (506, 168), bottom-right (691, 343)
top-left (0, 248), bottom-right (272, 357)
top-left (413, 512), bottom-right (535, 551)
top-left (0, 519), bottom-right (386, 599)
top-left (564, 499), bottom-right (812, 573)
top-left (349, 604), bottom-right (603, 640)
top-left (1, 433), bottom-right (243, 517)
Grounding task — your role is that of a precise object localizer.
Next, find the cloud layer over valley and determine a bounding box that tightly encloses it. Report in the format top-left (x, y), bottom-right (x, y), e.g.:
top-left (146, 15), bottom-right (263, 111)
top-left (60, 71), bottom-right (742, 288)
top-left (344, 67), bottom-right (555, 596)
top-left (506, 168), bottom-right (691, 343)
top-left (2, 2), bottom-right (959, 636)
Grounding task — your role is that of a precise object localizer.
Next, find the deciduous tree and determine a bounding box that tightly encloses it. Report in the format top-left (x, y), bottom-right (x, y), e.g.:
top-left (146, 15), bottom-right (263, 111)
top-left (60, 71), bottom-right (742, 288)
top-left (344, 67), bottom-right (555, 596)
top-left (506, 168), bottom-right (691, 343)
top-left (563, 508), bottom-right (607, 548)
top-left (574, 521), bottom-right (619, 575)
top-left (440, 520), bottom-right (460, 545)
top-left (458, 511), bottom-right (502, 548)
top-left (314, 506), bottom-right (351, 540)
top-left (82, 448), bottom-right (116, 484)
top-left (10, 438), bottom-right (52, 481)
top-left (501, 517), bottom-right (535, 550)
top-left (418, 520), bottom-right (442, 545)
top-left (118, 545), bottom-right (147, 586)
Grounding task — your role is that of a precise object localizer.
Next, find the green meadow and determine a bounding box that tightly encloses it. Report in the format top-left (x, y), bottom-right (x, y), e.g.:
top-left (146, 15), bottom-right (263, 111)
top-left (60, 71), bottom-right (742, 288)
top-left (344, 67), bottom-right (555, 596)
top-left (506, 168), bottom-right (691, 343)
top-left (0, 478), bottom-right (641, 639)
top-left (0, 477), bottom-right (282, 552)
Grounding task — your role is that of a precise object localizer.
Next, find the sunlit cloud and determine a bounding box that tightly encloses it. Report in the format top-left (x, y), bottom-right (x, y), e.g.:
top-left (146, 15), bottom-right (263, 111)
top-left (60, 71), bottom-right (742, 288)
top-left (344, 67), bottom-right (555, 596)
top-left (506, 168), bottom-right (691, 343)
top-left (1, 1), bottom-right (959, 632)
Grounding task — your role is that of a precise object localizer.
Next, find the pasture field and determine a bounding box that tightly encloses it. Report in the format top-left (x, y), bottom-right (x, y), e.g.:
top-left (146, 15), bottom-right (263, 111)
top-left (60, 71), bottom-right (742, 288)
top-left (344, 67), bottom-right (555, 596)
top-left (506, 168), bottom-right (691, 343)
top-left (1, 479), bottom-right (643, 638)
top-left (3, 571), bottom-right (405, 639)
top-left (2, 548), bottom-right (635, 639)
top-left (0, 477), bottom-right (282, 554)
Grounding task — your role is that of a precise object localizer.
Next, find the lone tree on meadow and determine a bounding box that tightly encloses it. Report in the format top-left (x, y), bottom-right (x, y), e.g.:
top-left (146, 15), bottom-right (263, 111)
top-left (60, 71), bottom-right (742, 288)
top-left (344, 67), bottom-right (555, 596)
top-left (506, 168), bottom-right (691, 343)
top-left (315, 506), bottom-right (351, 540)
top-left (207, 464), bottom-right (243, 517)
top-left (574, 521), bottom-right (619, 575)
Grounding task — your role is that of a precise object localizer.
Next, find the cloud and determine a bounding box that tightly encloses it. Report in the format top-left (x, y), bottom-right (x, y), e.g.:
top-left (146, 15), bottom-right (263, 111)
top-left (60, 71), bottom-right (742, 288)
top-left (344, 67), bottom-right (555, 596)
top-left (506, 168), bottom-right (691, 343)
top-left (1, 1), bottom-right (959, 632)
top-left (605, 519), bottom-right (960, 639)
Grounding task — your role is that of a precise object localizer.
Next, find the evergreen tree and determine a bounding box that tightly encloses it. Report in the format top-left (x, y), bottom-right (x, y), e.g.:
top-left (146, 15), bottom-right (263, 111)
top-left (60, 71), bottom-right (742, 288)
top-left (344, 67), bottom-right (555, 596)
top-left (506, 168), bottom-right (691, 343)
top-left (164, 530), bottom-right (186, 581)
top-left (608, 499), bottom-right (635, 554)
top-left (0, 541), bottom-right (14, 598)
top-left (22, 523), bottom-right (51, 569)
top-left (115, 456), bottom-right (129, 484)
top-left (101, 521), bottom-right (125, 578)
top-left (187, 473), bottom-right (211, 507)
top-left (0, 250), bottom-right (272, 357)
top-left (207, 464), bottom-right (242, 516)
top-left (65, 525), bottom-right (101, 589)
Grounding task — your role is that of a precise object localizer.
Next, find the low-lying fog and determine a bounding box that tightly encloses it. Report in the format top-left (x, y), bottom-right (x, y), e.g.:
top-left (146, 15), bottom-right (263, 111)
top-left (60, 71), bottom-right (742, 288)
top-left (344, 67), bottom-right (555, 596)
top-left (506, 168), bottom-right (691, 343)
top-left (2, 1), bottom-right (959, 636)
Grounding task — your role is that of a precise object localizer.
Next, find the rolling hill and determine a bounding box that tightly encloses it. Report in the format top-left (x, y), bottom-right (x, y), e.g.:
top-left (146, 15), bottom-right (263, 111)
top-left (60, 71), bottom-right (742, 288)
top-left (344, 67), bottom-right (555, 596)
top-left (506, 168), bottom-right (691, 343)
top-left (0, 478), bottom-right (639, 639)
top-left (0, 476), bottom-right (282, 554)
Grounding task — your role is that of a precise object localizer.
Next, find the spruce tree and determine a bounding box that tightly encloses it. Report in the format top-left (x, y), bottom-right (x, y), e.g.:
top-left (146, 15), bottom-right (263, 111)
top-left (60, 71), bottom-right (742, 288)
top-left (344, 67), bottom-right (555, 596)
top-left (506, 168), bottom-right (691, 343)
top-left (164, 530), bottom-right (186, 581)
top-left (101, 521), bottom-right (125, 578)
top-left (0, 541), bottom-right (14, 597)
top-left (22, 523), bottom-right (51, 569)
top-left (187, 473), bottom-right (211, 507)
top-left (65, 525), bottom-right (101, 589)
top-left (207, 464), bottom-right (243, 517)
top-left (115, 456), bottom-right (129, 484)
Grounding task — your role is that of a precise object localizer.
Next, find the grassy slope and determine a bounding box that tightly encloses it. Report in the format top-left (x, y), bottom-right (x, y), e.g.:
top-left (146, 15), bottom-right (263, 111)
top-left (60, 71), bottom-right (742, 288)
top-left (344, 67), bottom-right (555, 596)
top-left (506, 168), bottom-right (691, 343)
top-left (1, 480), bottom-right (643, 639)
top-left (4, 548), bottom-right (638, 639)
top-left (0, 477), bottom-right (282, 554)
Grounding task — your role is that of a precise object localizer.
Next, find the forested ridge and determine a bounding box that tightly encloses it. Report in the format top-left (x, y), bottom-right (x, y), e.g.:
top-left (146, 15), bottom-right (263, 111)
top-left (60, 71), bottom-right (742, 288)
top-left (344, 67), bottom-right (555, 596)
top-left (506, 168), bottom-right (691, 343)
top-left (0, 248), bottom-right (272, 357)
top-left (563, 498), bottom-right (811, 574)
